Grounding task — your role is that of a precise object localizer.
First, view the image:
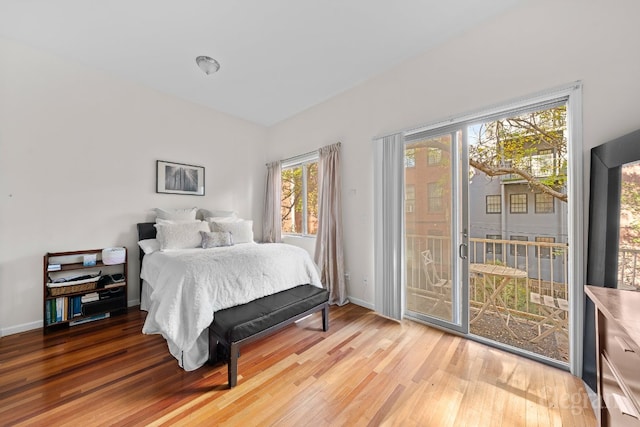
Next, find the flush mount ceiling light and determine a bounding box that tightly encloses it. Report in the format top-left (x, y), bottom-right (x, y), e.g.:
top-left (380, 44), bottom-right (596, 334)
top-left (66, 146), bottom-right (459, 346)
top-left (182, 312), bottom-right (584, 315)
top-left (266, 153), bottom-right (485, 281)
top-left (196, 56), bottom-right (220, 75)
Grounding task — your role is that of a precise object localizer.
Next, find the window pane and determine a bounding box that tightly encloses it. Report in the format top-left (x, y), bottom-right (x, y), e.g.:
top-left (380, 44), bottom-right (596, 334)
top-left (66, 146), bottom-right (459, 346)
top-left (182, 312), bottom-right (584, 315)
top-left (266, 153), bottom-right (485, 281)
top-left (535, 236), bottom-right (555, 258)
top-left (427, 182), bottom-right (443, 212)
top-left (405, 184), bottom-right (415, 213)
top-left (281, 166), bottom-right (303, 233)
top-left (510, 235), bottom-right (528, 256)
top-left (306, 162), bottom-right (318, 235)
top-left (427, 148), bottom-right (442, 165)
top-left (510, 193), bottom-right (528, 213)
top-left (486, 195), bottom-right (501, 214)
top-left (486, 234), bottom-right (503, 254)
top-left (405, 148), bottom-right (416, 168)
top-left (535, 193), bottom-right (554, 213)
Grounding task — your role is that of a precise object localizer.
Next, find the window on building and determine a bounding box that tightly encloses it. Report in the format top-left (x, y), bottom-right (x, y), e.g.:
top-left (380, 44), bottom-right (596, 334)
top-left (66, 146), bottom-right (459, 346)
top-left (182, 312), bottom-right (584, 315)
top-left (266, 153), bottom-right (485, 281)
top-left (405, 184), bottom-right (415, 213)
top-left (510, 235), bottom-right (528, 257)
top-left (427, 147), bottom-right (442, 165)
top-left (486, 195), bottom-right (501, 214)
top-left (510, 193), bottom-right (528, 213)
top-left (535, 236), bottom-right (555, 258)
top-left (281, 158), bottom-right (318, 235)
top-left (535, 193), bottom-right (554, 213)
top-left (486, 234), bottom-right (503, 255)
top-left (427, 182), bottom-right (443, 212)
top-left (405, 148), bottom-right (416, 168)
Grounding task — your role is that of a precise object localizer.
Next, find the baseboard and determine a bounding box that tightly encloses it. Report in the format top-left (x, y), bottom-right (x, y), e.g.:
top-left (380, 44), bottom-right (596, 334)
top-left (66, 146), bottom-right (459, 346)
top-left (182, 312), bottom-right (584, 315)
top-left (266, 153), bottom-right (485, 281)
top-left (1, 299), bottom-right (140, 337)
top-left (346, 296), bottom-right (374, 310)
top-left (1, 320), bottom-right (42, 337)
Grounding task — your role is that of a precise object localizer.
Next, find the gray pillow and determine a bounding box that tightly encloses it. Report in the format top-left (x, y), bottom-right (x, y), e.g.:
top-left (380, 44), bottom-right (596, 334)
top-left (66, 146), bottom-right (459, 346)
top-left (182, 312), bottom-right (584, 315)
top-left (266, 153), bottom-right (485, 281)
top-left (200, 231), bottom-right (233, 248)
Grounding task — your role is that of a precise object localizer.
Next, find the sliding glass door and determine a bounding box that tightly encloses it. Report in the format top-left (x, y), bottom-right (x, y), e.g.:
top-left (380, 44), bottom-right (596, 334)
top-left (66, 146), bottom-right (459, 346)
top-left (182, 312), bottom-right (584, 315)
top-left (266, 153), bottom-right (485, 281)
top-left (404, 128), bottom-right (469, 333)
top-left (403, 96), bottom-right (576, 367)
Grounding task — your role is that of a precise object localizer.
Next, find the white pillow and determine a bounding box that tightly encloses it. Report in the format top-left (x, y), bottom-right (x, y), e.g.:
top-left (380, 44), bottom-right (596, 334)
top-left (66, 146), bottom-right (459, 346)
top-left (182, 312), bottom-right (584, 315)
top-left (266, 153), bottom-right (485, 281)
top-left (200, 231), bottom-right (233, 248)
top-left (210, 219), bottom-right (254, 244)
top-left (155, 221), bottom-right (210, 250)
top-left (156, 218), bottom-right (199, 225)
top-left (138, 239), bottom-right (160, 255)
top-left (154, 207), bottom-right (198, 221)
top-left (200, 209), bottom-right (238, 219)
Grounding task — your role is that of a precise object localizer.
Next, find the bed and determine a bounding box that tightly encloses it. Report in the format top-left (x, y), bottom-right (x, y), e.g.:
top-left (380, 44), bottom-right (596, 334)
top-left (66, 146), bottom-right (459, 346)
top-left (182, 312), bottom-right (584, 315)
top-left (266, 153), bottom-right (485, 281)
top-left (136, 222), bottom-right (328, 378)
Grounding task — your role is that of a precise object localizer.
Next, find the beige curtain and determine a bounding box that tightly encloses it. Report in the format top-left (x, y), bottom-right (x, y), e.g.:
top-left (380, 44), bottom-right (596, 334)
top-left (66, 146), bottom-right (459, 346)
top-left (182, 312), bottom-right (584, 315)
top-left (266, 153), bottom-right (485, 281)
top-left (262, 161), bottom-right (282, 243)
top-left (314, 142), bottom-right (348, 305)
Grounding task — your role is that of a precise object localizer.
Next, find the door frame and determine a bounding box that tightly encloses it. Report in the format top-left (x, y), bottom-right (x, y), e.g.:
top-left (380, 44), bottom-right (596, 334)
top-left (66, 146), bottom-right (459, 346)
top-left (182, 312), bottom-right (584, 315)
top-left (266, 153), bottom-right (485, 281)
top-left (400, 82), bottom-right (583, 375)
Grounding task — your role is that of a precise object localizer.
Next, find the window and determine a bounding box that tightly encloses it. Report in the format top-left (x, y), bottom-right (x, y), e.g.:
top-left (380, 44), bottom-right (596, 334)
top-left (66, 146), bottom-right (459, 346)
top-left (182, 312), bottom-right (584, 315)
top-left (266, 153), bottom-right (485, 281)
top-left (535, 193), bottom-right (554, 213)
top-left (427, 147), bottom-right (442, 165)
top-left (510, 193), bottom-right (528, 213)
top-left (405, 184), bottom-right (415, 213)
top-left (281, 159), bottom-right (318, 235)
top-left (486, 234), bottom-right (503, 255)
top-left (427, 182), bottom-right (443, 212)
top-left (405, 148), bottom-right (416, 168)
top-left (486, 195), bottom-right (501, 214)
top-left (535, 236), bottom-right (555, 258)
top-left (510, 235), bottom-right (528, 257)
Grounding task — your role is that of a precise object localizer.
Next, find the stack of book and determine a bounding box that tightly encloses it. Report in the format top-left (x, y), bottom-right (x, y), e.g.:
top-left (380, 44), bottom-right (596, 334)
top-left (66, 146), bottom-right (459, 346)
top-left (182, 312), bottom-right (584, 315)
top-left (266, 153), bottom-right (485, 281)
top-left (81, 292), bottom-right (100, 303)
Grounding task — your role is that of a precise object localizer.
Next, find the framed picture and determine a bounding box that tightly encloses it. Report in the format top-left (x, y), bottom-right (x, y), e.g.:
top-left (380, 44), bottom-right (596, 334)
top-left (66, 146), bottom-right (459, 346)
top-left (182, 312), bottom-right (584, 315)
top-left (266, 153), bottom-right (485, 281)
top-left (156, 160), bottom-right (205, 196)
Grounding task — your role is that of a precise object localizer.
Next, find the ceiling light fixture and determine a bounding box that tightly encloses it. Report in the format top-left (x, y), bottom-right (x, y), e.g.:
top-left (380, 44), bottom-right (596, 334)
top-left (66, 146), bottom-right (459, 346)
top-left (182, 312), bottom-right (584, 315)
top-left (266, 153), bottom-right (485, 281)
top-left (196, 56), bottom-right (220, 75)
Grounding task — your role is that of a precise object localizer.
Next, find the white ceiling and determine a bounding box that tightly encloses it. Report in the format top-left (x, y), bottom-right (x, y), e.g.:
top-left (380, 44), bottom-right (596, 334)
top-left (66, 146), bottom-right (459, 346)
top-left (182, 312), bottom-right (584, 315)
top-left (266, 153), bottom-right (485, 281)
top-left (0, 0), bottom-right (525, 126)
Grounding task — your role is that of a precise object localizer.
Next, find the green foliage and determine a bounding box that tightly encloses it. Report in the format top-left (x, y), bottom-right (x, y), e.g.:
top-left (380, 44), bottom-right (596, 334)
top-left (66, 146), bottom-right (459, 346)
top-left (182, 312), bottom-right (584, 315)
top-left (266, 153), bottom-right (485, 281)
top-left (621, 166), bottom-right (640, 245)
top-left (469, 105), bottom-right (568, 202)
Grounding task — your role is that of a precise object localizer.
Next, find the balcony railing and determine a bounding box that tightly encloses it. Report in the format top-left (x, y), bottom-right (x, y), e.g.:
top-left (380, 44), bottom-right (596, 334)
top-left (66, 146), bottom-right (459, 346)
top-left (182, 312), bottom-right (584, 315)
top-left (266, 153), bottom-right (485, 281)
top-left (501, 153), bottom-right (565, 181)
top-left (406, 234), bottom-right (569, 321)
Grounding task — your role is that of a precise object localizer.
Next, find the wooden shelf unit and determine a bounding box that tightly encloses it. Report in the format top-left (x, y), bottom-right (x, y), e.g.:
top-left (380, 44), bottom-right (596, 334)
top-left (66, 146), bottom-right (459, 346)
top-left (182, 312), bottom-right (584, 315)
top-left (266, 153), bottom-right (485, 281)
top-left (43, 247), bottom-right (128, 332)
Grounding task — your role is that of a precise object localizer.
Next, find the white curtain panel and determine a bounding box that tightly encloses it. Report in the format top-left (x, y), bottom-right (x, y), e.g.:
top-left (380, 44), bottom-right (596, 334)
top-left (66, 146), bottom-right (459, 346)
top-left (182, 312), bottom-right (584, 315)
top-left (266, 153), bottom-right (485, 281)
top-left (314, 142), bottom-right (348, 305)
top-left (262, 161), bottom-right (282, 243)
top-left (373, 133), bottom-right (405, 320)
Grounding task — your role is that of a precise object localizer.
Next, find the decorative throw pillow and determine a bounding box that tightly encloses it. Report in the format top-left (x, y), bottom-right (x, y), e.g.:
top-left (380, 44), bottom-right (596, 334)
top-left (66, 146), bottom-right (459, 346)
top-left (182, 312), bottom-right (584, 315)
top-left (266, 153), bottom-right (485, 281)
top-left (154, 207), bottom-right (198, 222)
top-left (200, 231), bottom-right (233, 248)
top-left (154, 221), bottom-right (210, 250)
top-left (209, 219), bottom-right (254, 244)
top-left (138, 239), bottom-right (160, 255)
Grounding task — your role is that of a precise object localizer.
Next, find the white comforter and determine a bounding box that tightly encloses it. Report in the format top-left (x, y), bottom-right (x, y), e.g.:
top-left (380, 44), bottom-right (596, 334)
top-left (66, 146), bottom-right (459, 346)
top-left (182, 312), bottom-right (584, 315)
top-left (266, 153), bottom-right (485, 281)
top-left (140, 242), bottom-right (322, 371)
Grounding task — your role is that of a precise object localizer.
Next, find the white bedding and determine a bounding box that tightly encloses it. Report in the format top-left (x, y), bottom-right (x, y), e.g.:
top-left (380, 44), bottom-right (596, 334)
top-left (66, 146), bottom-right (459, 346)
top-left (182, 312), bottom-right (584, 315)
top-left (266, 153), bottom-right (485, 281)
top-left (140, 242), bottom-right (322, 370)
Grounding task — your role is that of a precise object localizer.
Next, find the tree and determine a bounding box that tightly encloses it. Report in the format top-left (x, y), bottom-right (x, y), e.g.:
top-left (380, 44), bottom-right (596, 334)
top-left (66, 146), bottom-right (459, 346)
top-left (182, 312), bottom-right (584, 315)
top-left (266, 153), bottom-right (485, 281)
top-left (281, 163), bottom-right (319, 234)
top-left (468, 106), bottom-right (568, 203)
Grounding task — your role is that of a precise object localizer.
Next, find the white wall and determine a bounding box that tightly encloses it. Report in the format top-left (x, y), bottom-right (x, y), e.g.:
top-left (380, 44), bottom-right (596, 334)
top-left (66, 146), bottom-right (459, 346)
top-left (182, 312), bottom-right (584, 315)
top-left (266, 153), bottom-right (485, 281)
top-left (0, 38), bottom-right (267, 335)
top-left (266, 0), bottom-right (640, 307)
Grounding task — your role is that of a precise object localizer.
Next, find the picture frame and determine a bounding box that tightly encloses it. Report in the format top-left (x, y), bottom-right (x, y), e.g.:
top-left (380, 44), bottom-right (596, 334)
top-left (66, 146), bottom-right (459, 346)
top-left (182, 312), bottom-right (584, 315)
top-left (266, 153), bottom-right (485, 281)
top-left (156, 160), bottom-right (205, 196)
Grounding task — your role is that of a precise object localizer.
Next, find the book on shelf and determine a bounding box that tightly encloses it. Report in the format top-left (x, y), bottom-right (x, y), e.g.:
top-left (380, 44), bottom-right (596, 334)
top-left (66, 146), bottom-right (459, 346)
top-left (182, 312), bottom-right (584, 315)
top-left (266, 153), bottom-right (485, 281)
top-left (47, 264), bottom-right (61, 272)
top-left (69, 312), bottom-right (110, 326)
top-left (81, 292), bottom-right (100, 303)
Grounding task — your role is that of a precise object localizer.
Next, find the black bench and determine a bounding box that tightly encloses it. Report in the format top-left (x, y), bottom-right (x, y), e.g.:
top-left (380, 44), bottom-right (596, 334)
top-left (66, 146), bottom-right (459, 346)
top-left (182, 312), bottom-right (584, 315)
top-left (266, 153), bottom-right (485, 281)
top-left (208, 284), bottom-right (329, 388)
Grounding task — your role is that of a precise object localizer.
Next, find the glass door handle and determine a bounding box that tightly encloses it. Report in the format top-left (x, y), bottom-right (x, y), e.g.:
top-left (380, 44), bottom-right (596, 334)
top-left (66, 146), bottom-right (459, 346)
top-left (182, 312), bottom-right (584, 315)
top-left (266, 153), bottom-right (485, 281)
top-left (459, 243), bottom-right (468, 259)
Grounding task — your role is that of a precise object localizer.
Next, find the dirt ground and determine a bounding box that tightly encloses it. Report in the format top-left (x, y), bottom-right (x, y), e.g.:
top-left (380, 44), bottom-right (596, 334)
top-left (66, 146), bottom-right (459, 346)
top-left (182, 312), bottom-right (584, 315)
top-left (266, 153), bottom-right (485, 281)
top-left (406, 294), bottom-right (568, 362)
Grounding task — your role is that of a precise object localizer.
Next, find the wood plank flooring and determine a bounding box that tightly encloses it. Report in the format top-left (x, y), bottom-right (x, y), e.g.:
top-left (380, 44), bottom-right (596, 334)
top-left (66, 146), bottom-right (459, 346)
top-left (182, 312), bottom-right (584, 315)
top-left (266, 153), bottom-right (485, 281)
top-left (0, 304), bottom-right (596, 426)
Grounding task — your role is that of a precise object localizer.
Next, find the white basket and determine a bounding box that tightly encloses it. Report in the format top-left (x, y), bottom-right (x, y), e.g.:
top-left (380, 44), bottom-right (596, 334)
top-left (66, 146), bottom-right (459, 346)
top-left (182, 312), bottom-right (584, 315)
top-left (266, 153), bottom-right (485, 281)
top-left (102, 247), bottom-right (126, 265)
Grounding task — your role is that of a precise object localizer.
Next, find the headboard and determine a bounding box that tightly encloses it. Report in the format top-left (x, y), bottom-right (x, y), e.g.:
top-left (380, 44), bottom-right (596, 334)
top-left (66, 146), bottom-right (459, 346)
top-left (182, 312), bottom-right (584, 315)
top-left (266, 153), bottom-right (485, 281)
top-left (136, 222), bottom-right (156, 293)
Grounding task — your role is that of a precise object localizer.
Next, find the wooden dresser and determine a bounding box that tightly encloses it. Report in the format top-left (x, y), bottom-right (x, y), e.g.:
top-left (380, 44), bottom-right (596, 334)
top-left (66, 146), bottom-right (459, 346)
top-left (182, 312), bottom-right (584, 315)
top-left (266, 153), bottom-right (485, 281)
top-left (586, 285), bottom-right (640, 426)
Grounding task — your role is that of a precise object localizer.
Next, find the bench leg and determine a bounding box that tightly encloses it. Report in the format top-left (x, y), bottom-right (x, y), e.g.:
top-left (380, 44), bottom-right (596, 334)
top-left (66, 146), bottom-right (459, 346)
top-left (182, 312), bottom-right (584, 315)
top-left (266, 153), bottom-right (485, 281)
top-left (228, 342), bottom-right (239, 388)
top-left (322, 305), bottom-right (329, 332)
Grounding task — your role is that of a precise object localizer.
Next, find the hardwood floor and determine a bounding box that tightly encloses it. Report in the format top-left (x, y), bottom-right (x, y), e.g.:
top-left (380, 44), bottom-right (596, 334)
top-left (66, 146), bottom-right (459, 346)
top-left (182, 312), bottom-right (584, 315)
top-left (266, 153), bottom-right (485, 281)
top-left (0, 304), bottom-right (596, 426)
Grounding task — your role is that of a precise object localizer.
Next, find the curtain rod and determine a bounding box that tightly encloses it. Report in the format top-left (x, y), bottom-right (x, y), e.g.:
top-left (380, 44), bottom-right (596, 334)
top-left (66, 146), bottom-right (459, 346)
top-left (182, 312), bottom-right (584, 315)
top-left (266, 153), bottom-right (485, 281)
top-left (265, 142), bottom-right (341, 166)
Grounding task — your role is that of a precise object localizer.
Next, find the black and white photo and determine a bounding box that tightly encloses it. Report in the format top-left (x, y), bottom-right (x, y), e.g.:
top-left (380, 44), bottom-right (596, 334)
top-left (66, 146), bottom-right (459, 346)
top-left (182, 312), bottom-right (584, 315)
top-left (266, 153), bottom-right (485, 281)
top-left (156, 160), bottom-right (204, 196)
